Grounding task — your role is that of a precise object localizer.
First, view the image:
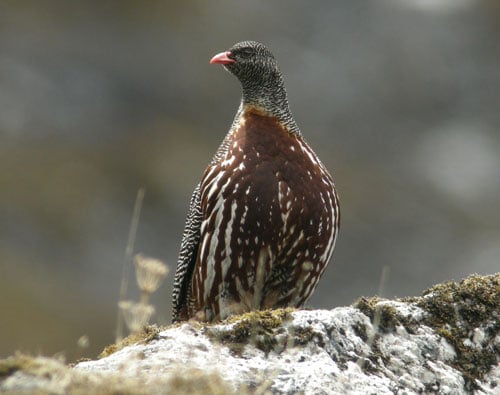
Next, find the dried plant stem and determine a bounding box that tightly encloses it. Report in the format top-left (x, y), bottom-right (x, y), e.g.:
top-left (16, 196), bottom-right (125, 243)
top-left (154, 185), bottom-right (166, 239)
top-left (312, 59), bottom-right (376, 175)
top-left (357, 264), bottom-right (391, 369)
top-left (377, 265), bottom-right (391, 298)
top-left (140, 291), bottom-right (150, 306)
top-left (115, 187), bottom-right (146, 342)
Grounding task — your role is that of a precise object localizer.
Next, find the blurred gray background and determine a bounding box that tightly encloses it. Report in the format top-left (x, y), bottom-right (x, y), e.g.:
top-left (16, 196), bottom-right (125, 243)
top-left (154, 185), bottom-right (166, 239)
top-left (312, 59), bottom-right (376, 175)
top-left (1, 0), bottom-right (499, 361)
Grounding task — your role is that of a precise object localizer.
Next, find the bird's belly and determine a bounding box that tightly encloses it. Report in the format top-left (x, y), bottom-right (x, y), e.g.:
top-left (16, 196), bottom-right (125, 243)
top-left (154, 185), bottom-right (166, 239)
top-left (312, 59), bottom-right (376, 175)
top-left (194, 153), bottom-right (337, 320)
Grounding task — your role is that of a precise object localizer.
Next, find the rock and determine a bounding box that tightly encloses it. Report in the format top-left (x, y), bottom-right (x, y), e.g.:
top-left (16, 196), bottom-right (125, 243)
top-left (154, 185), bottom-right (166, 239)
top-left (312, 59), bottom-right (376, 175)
top-left (1, 274), bottom-right (499, 394)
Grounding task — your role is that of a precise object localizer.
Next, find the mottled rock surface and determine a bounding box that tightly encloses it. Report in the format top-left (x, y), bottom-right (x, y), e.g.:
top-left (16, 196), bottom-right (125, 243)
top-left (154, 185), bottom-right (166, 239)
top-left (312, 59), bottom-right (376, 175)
top-left (1, 274), bottom-right (499, 394)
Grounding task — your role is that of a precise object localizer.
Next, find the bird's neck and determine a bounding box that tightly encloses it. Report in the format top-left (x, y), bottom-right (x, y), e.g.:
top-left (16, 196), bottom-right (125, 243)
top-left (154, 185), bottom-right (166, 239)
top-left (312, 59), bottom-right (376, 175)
top-left (238, 78), bottom-right (300, 135)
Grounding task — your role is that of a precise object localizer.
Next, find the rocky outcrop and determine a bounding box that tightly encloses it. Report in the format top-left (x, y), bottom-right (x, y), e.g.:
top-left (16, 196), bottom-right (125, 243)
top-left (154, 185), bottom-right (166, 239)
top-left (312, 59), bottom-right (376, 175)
top-left (1, 274), bottom-right (499, 394)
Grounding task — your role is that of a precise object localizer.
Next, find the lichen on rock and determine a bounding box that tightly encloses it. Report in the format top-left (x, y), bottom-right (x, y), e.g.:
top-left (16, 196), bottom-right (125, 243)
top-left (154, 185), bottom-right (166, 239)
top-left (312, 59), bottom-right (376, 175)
top-left (1, 273), bottom-right (499, 394)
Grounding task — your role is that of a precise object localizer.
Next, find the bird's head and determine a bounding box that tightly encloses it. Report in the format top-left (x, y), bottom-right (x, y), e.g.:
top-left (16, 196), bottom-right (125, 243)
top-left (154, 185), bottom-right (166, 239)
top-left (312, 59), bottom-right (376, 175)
top-left (210, 41), bottom-right (281, 89)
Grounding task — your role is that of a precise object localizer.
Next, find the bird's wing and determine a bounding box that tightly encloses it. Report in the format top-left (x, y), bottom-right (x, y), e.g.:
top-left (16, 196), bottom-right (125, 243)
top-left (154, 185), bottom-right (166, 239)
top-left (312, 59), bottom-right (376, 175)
top-left (172, 183), bottom-right (202, 322)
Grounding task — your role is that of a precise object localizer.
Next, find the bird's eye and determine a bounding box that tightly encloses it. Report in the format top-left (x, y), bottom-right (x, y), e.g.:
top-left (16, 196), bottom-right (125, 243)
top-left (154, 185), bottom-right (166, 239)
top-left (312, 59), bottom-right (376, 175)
top-left (238, 48), bottom-right (253, 58)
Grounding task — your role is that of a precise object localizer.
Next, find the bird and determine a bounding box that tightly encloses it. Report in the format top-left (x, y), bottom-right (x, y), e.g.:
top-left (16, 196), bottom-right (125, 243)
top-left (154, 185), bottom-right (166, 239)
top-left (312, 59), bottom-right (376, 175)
top-left (172, 41), bottom-right (339, 323)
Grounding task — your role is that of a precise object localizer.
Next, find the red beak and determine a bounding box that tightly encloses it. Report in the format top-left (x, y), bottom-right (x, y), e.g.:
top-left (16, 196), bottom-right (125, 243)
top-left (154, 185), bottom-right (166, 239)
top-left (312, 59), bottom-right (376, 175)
top-left (210, 51), bottom-right (236, 65)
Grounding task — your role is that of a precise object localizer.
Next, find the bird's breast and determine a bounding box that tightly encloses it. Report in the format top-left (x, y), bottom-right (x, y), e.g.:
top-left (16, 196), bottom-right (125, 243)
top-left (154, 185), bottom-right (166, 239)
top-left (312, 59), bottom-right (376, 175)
top-left (193, 109), bottom-right (339, 319)
top-left (200, 109), bottom-right (336, 252)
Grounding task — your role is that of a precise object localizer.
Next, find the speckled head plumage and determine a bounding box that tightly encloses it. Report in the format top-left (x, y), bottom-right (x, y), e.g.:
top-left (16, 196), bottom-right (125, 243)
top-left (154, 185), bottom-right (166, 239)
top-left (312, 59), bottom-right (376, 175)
top-left (210, 41), bottom-right (298, 133)
top-left (211, 41), bottom-right (278, 85)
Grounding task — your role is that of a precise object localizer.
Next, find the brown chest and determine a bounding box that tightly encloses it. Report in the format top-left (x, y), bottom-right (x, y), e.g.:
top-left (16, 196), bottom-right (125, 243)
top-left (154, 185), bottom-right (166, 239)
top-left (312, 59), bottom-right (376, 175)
top-left (200, 110), bottom-right (335, 251)
top-left (191, 110), bottom-right (339, 319)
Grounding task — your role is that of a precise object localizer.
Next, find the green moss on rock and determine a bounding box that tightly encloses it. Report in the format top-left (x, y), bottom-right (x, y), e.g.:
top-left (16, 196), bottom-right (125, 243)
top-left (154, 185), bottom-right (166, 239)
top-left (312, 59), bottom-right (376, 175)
top-left (354, 296), bottom-right (401, 332)
top-left (206, 308), bottom-right (295, 354)
top-left (99, 324), bottom-right (163, 358)
top-left (417, 273), bottom-right (500, 390)
top-left (353, 273), bottom-right (499, 390)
